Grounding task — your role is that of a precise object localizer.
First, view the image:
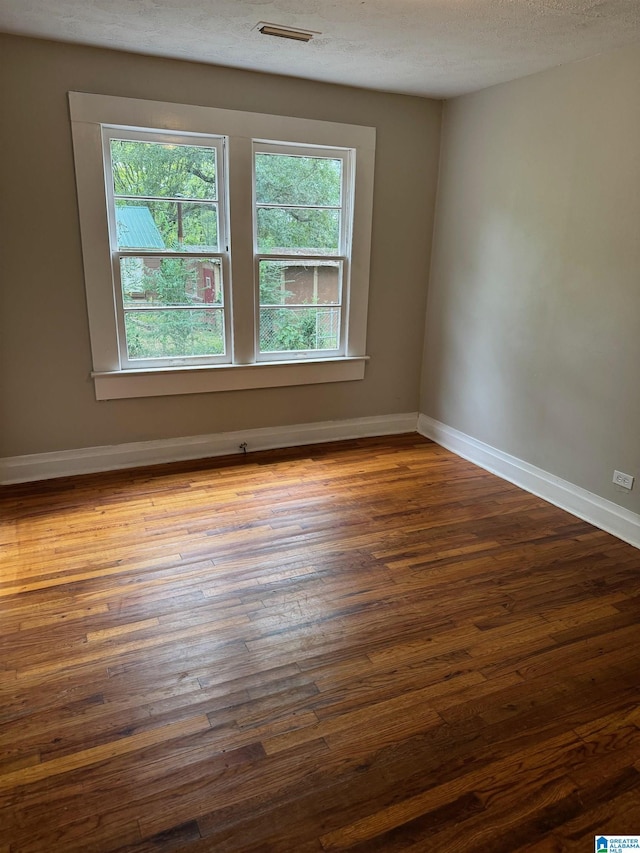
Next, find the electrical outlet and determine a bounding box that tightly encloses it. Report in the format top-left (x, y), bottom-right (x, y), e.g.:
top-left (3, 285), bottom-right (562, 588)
top-left (613, 470), bottom-right (634, 490)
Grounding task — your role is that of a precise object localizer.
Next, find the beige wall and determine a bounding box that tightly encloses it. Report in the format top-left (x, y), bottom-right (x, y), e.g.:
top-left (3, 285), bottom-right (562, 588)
top-left (421, 43), bottom-right (640, 514)
top-left (0, 34), bottom-right (441, 457)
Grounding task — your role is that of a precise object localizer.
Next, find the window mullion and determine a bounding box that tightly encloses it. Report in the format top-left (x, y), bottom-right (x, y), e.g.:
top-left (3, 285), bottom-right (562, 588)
top-left (255, 203), bottom-right (342, 211)
top-left (117, 250), bottom-right (225, 260)
top-left (115, 195), bottom-right (217, 205)
top-left (255, 253), bottom-right (346, 263)
top-left (226, 136), bottom-right (256, 365)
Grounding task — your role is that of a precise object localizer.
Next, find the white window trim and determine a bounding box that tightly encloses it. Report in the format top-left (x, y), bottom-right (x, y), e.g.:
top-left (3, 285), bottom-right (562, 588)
top-left (103, 126), bottom-right (230, 370)
top-left (69, 92), bottom-right (375, 400)
top-left (252, 140), bottom-right (351, 362)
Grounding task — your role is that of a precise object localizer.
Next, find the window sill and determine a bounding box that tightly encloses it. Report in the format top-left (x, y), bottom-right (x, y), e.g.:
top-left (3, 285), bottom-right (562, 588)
top-left (92, 356), bottom-right (368, 400)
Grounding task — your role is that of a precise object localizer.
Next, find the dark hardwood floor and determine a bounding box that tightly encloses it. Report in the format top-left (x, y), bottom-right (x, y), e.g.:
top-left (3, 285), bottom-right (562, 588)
top-left (1, 434), bottom-right (639, 852)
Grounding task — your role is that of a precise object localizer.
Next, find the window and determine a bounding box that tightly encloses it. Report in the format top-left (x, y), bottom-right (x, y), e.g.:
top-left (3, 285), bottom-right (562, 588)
top-left (69, 93), bottom-right (375, 399)
top-left (106, 131), bottom-right (228, 367)
top-left (254, 145), bottom-right (348, 360)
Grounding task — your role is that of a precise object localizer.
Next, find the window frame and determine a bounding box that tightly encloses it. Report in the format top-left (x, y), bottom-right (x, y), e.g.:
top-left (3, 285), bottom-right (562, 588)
top-left (69, 92), bottom-right (375, 400)
top-left (103, 126), bottom-right (231, 369)
top-left (252, 141), bottom-right (352, 362)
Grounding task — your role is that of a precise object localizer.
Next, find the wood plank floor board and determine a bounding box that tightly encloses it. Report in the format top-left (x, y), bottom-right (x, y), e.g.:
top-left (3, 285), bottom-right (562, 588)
top-left (1, 434), bottom-right (639, 851)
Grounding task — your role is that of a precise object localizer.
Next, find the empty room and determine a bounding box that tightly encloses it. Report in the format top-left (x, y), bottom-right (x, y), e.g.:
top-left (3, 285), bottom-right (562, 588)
top-left (1, 1), bottom-right (640, 850)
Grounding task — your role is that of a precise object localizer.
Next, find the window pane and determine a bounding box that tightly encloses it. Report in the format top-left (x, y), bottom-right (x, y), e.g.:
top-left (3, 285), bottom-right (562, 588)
top-left (259, 260), bottom-right (341, 305)
top-left (124, 309), bottom-right (224, 359)
top-left (257, 208), bottom-right (339, 254)
top-left (120, 257), bottom-right (223, 307)
top-left (110, 139), bottom-right (217, 200)
top-left (255, 153), bottom-right (342, 207)
top-left (115, 200), bottom-right (218, 251)
top-left (260, 306), bottom-right (341, 352)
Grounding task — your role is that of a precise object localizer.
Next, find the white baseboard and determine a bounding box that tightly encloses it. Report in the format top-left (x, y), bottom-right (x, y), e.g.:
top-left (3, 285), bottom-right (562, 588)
top-left (5, 411), bottom-right (638, 550)
top-left (0, 412), bottom-right (419, 485)
top-left (418, 414), bottom-right (640, 550)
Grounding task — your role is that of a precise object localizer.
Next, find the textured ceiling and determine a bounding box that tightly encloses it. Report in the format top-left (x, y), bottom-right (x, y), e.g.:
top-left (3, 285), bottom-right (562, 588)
top-left (1, 0), bottom-right (639, 97)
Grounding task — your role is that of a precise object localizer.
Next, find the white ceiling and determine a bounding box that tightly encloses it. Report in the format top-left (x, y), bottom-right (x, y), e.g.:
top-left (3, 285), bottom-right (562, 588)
top-left (1, 0), bottom-right (639, 98)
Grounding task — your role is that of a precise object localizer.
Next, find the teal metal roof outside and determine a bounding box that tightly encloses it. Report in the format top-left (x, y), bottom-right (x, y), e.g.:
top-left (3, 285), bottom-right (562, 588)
top-left (115, 205), bottom-right (165, 249)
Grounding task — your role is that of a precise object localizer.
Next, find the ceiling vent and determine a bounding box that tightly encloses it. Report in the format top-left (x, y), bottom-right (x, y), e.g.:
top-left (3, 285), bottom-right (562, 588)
top-left (257, 22), bottom-right (318, 43)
